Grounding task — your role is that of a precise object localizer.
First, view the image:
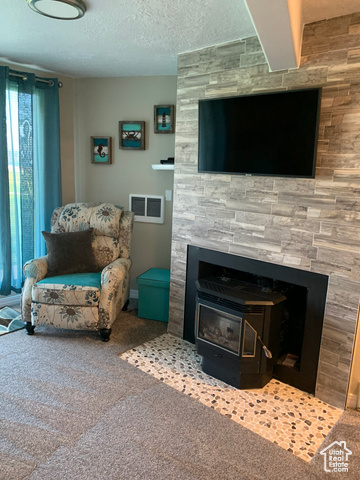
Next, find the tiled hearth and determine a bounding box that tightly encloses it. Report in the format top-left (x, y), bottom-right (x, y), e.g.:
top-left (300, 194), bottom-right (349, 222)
top-left (119, 334), bottom-right (342, 463)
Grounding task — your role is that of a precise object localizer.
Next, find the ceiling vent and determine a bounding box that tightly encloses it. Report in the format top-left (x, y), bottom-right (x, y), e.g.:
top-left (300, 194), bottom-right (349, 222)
top-left (129, 194), bottom-right (164, 224)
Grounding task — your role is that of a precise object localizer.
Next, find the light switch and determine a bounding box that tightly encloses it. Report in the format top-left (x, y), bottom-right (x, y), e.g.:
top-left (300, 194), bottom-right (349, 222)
top-left (165, 190), bottom-right (172, 201)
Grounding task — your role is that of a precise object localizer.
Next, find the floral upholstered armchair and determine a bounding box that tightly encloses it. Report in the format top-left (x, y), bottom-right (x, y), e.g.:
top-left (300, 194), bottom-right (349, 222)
top-left (21, 202), bottom-right (134, 342)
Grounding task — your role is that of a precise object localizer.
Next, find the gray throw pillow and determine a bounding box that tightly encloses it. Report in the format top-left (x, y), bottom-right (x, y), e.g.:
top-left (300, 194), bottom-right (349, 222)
top-left (42, 229), bottom-right (99, 277)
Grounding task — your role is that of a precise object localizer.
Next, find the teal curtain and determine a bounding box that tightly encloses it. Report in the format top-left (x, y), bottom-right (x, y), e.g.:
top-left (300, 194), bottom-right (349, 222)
top-left (0, 68), bottom-right (11, 295)
top-left (34, 79), bottom-right (62, 257)
top-left (0, 66), bottom-right (62, 295)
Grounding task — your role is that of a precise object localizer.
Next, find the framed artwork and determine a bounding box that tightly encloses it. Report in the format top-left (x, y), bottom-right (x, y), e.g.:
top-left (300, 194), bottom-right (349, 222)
top-left (119, 121), bottom-right (145, 150)
top-left (154, 105), bottom-right (174, 134)
top-left (91, 136), bottom-right (112, 164)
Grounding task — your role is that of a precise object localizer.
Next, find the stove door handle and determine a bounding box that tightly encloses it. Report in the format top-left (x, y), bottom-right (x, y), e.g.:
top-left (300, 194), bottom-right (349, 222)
top-left (257, 336), bottom-right (272, 359)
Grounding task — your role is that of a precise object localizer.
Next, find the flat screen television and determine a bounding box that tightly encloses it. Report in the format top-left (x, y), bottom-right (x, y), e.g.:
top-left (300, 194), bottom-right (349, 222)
top-left (198, 88), bottom-right (321, 178)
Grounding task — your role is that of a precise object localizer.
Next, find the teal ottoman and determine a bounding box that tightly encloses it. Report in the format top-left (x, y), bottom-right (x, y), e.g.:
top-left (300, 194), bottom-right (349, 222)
top-left (137, 268), bottom-right (170, 323)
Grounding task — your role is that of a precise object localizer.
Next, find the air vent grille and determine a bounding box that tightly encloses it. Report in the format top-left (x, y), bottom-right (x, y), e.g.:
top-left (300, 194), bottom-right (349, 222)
top-left (147, 197), bottom-right (162, 217)
top-left (201, 280), bottom-right (234, 295)
top-left (198, 292), bottom-right (265, 315)
top-left (131, 197), bottom-right (146, 216)
top-left (129, 194), bottom-right (164, 224)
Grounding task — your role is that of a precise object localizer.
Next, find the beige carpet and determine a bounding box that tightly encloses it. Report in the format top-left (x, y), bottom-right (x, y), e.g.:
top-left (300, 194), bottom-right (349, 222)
top-left (119, 333), bottom-right (343, 462)
top-left (0, 302), bottom-right (359, 479)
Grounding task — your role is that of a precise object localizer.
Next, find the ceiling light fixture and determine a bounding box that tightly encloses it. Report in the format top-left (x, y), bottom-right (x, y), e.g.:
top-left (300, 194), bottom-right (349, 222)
top-left (27, 0), bottom-right (87, 20)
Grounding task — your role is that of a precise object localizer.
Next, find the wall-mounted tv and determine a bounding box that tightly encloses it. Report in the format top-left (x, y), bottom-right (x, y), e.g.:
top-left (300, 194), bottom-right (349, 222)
top-left (198, 88), bottom-right (321, 178)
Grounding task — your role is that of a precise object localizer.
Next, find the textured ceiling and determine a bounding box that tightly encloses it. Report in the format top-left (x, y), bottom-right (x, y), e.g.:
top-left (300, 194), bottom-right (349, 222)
top-left (0, 0), bottom-right (359, 78)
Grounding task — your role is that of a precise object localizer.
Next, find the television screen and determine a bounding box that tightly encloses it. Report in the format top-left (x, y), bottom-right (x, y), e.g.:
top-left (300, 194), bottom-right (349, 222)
top-left (198, 88), bottom-right (321, 178)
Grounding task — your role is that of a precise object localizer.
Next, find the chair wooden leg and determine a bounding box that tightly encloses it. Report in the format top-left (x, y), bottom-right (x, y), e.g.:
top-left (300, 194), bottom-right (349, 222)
top-left (122, 299), bottom-right (130, 311)
top-left (99, 328), bottom-right (111, 342)
top-left (25, 322), bottom-right (35, 335)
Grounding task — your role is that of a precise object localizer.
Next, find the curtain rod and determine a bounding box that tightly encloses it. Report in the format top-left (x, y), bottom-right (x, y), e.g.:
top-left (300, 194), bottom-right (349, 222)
top-left (9, 71), bottom-right (63, 88)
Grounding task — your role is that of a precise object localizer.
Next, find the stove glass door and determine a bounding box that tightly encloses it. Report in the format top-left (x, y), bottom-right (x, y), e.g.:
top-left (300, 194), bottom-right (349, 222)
top-left (197, 303), bottom-right (241, 355)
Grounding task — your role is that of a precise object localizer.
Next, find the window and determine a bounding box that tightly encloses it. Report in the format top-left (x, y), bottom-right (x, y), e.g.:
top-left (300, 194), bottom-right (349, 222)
top-left (5, 87), bottom-right (33, 291)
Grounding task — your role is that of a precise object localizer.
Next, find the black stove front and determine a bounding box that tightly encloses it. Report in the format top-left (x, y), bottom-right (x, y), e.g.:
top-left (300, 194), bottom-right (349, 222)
top-left (195, 277), bottom-right (286, 389)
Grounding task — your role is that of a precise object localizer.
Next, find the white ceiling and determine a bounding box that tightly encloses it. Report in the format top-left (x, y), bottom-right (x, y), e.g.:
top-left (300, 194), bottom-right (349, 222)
top-left (1, 0), bottom-right (359, 78)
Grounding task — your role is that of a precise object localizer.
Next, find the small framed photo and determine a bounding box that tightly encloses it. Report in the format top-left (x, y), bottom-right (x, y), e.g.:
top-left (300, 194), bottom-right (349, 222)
top-left (119, 121), bottom-right (145, 150)
top-left (154, 105), bottom-right (175, 134)
top-left (91, 136), bottom-right (112, 164)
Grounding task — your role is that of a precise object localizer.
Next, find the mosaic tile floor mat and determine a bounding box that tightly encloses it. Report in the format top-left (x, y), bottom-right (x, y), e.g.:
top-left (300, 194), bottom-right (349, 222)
top-left (119, 333), bottom-right (343, 462)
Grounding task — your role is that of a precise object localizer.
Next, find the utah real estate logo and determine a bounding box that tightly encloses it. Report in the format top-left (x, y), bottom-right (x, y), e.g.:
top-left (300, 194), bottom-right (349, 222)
top-left (320, 441), bottom-right (352, 473)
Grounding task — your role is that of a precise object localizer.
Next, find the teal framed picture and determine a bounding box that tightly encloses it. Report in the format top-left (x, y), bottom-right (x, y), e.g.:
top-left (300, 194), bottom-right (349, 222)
top-left (154, 105), bottom-right (174, 133)
top-left (119, 121), bottom-right (145, 150)
top-left (91, 136), bottom-right (112, 164)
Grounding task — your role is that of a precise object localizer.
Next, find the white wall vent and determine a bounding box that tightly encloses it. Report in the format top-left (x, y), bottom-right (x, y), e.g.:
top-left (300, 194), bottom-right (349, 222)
top-left (129, 194), bottom-right (164, 224)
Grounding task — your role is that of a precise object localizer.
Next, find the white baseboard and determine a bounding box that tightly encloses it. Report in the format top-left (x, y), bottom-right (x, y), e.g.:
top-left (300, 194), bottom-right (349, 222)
top-left (0, 294), bottom-right (21, 308)
top-left (130, 289), bottom-right (139, 299)
top-left (346, 393), bottom-right (358, 410)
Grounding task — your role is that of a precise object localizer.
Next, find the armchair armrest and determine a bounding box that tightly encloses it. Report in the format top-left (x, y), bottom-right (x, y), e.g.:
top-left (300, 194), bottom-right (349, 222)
top-left (21, 256), bottom-right (49, 323)
top-left (99, 257), bottom-right (132, 328)
top-left (23, 256), bottom-right (49, 281)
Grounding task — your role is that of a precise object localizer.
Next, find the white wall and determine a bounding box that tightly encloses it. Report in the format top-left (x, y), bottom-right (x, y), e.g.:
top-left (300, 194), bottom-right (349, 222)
top-left (73, 76), bottom-right (177, 289)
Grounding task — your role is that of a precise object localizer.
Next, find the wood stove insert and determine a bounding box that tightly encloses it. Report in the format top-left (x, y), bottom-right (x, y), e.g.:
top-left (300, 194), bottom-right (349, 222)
top-left (196, 276), bottom-right (286, 389)
top-left (185, 246), bottom-right (328, 394)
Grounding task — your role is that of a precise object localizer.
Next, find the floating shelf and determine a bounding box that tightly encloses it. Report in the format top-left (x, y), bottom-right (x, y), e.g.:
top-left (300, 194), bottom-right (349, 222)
top-left (152, 164), bottom-right (174, 170)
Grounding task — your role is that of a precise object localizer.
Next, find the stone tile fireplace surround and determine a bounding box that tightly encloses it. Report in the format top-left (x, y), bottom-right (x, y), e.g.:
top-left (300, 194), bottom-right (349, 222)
top-left (168, 13), bottom-right (360, 409)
